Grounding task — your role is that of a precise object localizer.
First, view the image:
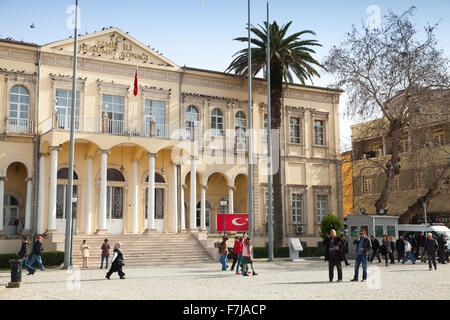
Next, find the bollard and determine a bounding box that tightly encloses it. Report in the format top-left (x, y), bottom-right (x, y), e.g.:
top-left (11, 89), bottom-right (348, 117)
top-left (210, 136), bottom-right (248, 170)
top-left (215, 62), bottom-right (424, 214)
top-left (7, 259), bottom-right (23, 288)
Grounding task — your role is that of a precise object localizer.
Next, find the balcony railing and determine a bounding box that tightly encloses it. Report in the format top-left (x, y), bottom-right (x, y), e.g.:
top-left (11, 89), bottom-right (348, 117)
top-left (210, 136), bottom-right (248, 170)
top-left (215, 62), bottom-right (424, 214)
top-left (6, 118), bottom-right (34, 135)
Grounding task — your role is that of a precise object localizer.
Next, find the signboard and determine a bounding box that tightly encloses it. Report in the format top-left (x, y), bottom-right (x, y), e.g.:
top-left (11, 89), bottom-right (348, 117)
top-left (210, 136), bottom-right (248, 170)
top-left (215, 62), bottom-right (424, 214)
top-left (217, 214), bottom-right (248, 232)
top-left (289, 238), bottom-right (304, 252)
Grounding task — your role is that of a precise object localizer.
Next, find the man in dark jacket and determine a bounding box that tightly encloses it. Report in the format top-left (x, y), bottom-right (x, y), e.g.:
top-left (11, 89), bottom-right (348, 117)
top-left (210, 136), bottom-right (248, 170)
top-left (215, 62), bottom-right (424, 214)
top-left (325, 229), bottom-right (343, 282)
top-left (425, 233), bottom-right (438, 271)
top-left (341, 234), bottom-right (350, 266)
top-left (323, 233), bottom-right (330, 262)
top-left (408, 234), bottom-right (417, 258)
top-left (437, 234), bottom-right (447, 264)
top-left (417, 232), bottom-right (426, 262)
top-left (28, 236), bottom-right (45, 271)
top-left (351, 230), bottom-right (371, 282)
top-left (18, 236), bottom-right (35, 275)
top-left (370, 235), bottom-right (381, 263)
top-left (396, 236), bottom-right (405, 262)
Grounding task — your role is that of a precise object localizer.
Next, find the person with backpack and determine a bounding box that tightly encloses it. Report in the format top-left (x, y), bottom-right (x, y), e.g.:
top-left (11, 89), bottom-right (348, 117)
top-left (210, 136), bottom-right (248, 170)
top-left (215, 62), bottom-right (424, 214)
top-left (18, 236), bottom-right (35, 275)
top-left (425, 233), bottom-right (438, 271)
top-left (219, 235), bottom-right (229, 271)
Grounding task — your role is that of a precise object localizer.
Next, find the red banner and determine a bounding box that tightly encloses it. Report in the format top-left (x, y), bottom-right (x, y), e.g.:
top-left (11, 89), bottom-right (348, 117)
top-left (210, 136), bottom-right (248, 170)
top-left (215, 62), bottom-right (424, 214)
top-left (217, 214), bottom-right (248, 232)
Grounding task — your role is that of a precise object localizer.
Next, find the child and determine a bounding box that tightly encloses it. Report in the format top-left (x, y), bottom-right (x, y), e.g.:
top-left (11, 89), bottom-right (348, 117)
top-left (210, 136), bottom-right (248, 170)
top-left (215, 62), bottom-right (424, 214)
top-left (242, 237), bottom-right (257, 276)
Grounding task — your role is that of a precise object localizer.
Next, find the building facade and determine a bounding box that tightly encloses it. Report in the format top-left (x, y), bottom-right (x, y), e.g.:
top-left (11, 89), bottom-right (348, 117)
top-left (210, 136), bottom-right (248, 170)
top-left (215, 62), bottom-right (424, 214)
top-left (0, 28), bottom-right (342, 249)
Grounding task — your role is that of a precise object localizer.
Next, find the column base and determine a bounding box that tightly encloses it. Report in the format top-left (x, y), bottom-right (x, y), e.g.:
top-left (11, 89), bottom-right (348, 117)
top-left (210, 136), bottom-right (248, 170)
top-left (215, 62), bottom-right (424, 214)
top-left (179, 229), bottom-right (188, 233)
top-left (143, 229), bottom-right (157, 234)
top-left (95, 229), bottom-right (109, 235)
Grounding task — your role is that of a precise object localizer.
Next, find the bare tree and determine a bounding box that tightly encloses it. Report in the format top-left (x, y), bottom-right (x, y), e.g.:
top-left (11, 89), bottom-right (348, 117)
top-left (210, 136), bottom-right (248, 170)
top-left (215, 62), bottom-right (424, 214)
top-left (324, 7), bottom-right (450, 214)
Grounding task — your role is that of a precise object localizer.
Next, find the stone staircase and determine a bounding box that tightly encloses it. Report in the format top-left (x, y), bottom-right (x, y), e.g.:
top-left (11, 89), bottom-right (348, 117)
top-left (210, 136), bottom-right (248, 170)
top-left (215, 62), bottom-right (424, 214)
top-left (71, 232), bottom-right (214, 267)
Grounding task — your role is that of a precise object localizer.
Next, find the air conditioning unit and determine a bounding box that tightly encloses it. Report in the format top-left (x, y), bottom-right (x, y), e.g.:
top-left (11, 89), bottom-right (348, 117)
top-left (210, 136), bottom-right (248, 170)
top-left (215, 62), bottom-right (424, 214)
top-left (295, 225), bottom-right (305, 234)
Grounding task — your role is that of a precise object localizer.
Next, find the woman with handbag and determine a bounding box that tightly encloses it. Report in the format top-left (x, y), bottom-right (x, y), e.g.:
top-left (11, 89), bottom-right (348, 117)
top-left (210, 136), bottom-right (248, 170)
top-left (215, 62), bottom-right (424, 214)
top-left (242, 237), bottom-right (257, 276)
top-left (106, 242), bottom-right (125, 280)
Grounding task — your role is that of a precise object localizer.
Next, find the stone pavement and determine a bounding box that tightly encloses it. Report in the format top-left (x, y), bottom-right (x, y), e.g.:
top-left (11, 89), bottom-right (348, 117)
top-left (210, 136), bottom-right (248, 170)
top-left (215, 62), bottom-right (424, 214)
top-left (0, 258), bottom-right (448, 300)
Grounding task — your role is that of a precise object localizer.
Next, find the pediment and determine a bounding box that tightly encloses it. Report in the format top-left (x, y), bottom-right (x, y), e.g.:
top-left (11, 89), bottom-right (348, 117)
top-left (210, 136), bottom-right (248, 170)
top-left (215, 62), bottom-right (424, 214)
top-left (43, 28), bottom-right (179, 69)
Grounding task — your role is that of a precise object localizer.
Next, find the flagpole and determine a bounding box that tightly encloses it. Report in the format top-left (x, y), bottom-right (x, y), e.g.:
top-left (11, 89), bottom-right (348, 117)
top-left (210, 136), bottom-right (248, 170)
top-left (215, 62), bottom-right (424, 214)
top-left (63, 0), bottom-right (79, 269)
top-left (266, 0), bottom-right (274, 262)
top-left (247, 0), bottom-right (254, 253)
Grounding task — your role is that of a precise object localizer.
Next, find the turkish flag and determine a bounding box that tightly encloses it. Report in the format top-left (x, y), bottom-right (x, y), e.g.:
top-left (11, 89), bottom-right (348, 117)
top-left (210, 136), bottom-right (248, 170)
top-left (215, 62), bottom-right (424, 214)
top-left (217, 214), bottom-right (248, 232)
top-left (133, 69), bottom-right (138, 96)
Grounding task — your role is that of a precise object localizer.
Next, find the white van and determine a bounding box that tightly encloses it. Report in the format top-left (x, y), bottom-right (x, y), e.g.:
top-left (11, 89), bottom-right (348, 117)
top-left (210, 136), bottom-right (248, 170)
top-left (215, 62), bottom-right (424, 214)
top-left (398, 223), bottom-right (450, 254)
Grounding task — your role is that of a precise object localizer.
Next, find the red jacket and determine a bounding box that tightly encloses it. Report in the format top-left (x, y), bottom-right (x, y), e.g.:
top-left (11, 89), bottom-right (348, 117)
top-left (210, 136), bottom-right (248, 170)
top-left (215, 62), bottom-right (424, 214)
top-left (234, 241), bottom-right (243, 254)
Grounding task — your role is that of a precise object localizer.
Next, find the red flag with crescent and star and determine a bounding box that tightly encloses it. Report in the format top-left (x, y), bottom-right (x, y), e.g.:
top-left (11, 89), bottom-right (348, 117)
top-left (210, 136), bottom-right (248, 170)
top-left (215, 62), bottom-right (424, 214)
top-left (133, 67), bottom-right (138, 96)
top-left (217, 214), bottom-right (248, 232)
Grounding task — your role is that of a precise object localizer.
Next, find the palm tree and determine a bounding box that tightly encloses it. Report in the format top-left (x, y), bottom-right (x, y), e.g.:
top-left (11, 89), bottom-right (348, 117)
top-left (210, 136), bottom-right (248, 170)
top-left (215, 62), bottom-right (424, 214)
top-left (226, 21), bottom-right (322, 247)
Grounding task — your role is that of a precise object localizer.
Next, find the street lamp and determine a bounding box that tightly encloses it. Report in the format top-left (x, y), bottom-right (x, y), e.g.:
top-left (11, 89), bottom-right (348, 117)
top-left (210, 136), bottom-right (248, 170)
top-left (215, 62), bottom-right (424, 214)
top-left (220, 197), bottom-right (228, 236)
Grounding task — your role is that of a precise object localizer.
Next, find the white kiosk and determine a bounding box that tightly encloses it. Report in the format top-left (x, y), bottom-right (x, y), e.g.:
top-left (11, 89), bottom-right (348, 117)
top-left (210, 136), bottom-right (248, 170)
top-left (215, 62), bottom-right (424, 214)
top-left (288, 238), bottom-right (304, 262)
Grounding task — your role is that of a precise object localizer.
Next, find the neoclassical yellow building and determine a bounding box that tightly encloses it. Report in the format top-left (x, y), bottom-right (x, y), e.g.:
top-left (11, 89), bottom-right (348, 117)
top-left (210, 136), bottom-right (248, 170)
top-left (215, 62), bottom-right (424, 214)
top-left (0, 28), bottom-right (342, 250)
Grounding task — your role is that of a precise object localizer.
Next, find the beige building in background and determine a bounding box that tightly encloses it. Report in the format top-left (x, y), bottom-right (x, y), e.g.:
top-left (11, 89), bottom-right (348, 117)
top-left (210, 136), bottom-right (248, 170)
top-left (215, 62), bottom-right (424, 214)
top-left (0, 28), bottom-right (342, 252)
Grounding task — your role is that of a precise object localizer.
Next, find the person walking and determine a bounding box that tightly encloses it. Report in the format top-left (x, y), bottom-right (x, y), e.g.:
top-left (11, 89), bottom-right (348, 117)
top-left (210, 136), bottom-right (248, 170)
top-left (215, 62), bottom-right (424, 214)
top-left (341, 234), bottom-right (350, 266)
top-left (437, 234), bottom-right (447, 264)
top-left (425, 233), bottom-right (438, 271)
top-left (417, 232), bottom-right (426, 263)
top-left (18, 236), bottom-right (35, 275)
top-left (100, 239), bottom-right (110, 269)
top-left (28, 236), bottom-right (45, 271)
top-left (380, 235), bottom-right (391, 267)
top-left (219, 235), bottom-right (229, 271)
top-left (408, 234), bottom-right (417, 259)
top-left (369, 235), bottom-right (381, 263)
top-left (325, 229), bottom-right (343, 282)
top-left (233, 237), bottom-right (243, 275)
top-left (230, 236), bottom-right (240, 271)
top-left (389, 236), bottom-right (396, 264)
top-left (80, 240), bottom-right (89, 268)
top-left (351, 229), bottom-right (371, 282)
top-left (106, 243), bottom-right (125, 280)
top-left (402, 238), bottom-right (416, 264)
top-left (241, 237), bottom-right (258, 276)
top-left (396, 236), bottom-right (405, 262)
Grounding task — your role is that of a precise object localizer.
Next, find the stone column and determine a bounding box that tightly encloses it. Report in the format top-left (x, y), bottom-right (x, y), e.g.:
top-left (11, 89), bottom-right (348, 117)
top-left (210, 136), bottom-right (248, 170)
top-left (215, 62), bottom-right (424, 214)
top-left (145, 153), bottom-right (157, 233)
top-left (84, 157), bottom-right (93, 234)
top-left (190, 156), bottom-right (197, 230)
top-left (0, 177), bottom-right (6, 236)
top-left (47, 146), bottom-right (61, 232)
top-left (200, 185), bottom-right (207, 231)
top-left (132, 160), bottom-right (139, 234)
top-left (181, 184), bottom-right (186, 231)
top-left (172, 164), bottom-right (178, 233)
top-left (228, 186), bottom-right (235, 215)
top-left (37, 154), bottom-right (46, 234)
top-left (97, 150), bottom-right (109, 234)
top-left (24, 177), bottom-right (32, 231)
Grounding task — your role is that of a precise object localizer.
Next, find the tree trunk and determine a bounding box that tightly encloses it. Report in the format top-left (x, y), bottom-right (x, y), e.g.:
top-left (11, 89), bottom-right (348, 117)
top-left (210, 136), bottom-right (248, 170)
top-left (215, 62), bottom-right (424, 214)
top-left (374, 118), bottom-right (402, 213)
top-left (270, 61), bottom-right (283, 247)
top-left (398, 166), bottom-right (450, 223)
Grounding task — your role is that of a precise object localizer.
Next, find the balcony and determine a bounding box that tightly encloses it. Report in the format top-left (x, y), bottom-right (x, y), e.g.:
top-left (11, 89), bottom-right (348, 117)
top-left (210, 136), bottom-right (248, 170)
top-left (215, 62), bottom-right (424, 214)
top-left (5, 118), bottom-right (34, 135)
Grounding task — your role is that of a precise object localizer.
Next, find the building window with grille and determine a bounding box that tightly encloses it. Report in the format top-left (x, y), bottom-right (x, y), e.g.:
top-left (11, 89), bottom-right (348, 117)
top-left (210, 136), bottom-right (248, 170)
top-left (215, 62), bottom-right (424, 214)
top-left (414, 171), bottom-right (425, 190)
top-left (55, 89), bottom-right (80, 130)
top-left (102, 95), bottom-right (124, 134)
top-left (291, 193), bottom-right (304, 224)
top-left (8, 85), bottom-right (30, 133)
top-left (185, 105), bottom-right (200, 140)
top-left (316, 194), bottom-right (328, 223)
top-left (314, 120), bottom-right (325, 146)
top-left (363, 176), bottom-right (374, 195)
top-left (289, 117), bottom-right (301, 144)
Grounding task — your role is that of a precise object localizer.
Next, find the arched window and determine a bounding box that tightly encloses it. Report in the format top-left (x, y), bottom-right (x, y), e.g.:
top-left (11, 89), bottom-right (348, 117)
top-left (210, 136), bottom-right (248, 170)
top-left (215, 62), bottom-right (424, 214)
top-left (145, 173), bottom-right (165, 183)
top-left (107, 169), bottom-right (125, 182)
top-left (235, 111), bottom-right (247, 151)
top-left (211, 108), bottom-right (224, 137)
top-left (186, 105), bottom-right (199, 128)
top-left (57, 168), bottom-right (79, 180)
top-left (9, 86), bottom-right (29, 120)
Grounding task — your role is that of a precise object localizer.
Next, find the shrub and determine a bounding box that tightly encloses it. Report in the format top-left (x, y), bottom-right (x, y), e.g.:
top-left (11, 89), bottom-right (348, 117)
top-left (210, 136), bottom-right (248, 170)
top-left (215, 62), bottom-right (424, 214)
top-left (0, 251), bottom-right (64, 269)
top-left (319, 214), bottom-right (343, 240)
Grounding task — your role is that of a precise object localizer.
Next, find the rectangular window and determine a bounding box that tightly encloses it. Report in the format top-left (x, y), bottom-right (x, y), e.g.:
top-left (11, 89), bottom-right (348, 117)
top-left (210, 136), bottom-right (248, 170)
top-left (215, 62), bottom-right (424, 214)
top-left (144, 99), bottom-right (166, 137)
top-left (414, 171), bottom-right (424, 190)
top-left (387, 226), bottom-right (396, 238)
top-left (289, 118), bottom-right (301, 144)
top-left (363, 176), bottom-right (374, 195)
top-left (375, 225), bottom-right (384, 238)
top-left (400, 139), bottom-right (409, 153)
top-left (314, 120), bottom-right (325, 146)
top-left (55, 89), bottom-right (80, 129)
top-left (291, 193), bottom-right (304, 224)
top-left (102, 94), bottom-right (124, 134)
top-left (316, 194), bottom-right (328, 223)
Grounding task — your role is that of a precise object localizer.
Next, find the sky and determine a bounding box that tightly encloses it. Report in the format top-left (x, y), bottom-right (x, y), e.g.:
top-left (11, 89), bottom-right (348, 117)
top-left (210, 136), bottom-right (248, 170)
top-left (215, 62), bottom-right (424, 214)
top-left (1, 0), bottom-right (449, 150)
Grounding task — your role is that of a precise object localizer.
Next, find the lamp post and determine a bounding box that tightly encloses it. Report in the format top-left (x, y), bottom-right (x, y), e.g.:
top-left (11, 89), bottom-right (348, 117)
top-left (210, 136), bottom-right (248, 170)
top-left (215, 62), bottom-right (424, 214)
top-left (220, 197), bottom-right (228, 236)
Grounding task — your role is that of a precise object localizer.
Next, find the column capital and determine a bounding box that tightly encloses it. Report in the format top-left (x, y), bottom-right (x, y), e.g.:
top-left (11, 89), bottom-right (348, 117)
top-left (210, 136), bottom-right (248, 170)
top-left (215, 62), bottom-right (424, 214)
top-left (50, 145), bottom-right (62, 152)
top-left (39, 152), bottom-right (49, 158)
top-left (25, 177), bottom-right (33, 182)
top-left (191, 156), bottom-right (199, 161)
top-left (147, 152), bottom-right (158, 158)
top-left (227, 186), bottom-right (235, 191)
top-left (0, 176), bottom-right (7, 182)
top-left (201, 185), bottom-right (208, 190)
top-left (98, 149), bottom-right (111, 155)
top-left (182, 184), bottom-right (187, 189)
top-left (85, 155), bottom-right (95, 160)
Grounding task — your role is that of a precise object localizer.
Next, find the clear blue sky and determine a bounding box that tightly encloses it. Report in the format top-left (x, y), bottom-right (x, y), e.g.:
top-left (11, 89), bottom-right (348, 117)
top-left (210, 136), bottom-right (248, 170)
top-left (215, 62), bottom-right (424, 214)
top-left (1, 0), bottom-right (449, 147)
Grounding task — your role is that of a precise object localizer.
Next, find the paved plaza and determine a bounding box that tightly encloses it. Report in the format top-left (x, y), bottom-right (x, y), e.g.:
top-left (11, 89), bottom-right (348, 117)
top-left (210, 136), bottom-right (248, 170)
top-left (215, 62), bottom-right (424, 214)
top-left (0, 258), bottom-right (449, 300)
